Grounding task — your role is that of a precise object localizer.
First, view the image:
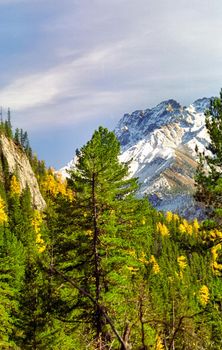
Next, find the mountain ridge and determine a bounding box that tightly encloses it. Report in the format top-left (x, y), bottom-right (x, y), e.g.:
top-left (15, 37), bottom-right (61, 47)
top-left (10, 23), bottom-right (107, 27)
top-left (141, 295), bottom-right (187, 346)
top-left (115, 97), bottom-right (211, 218)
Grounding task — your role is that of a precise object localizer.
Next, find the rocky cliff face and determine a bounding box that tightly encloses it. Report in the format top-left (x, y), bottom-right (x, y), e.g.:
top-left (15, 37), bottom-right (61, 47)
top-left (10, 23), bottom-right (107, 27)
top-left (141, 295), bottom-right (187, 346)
top-left (0, 134), bottom-right (45, 210)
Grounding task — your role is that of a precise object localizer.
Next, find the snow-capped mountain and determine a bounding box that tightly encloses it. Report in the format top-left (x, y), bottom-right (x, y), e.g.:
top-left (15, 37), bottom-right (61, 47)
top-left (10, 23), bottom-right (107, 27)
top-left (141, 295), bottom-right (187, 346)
top-left (115, 97), bottom-right (211, 218)
top-left (60, 97), bottom-right (212, 218)
top-left (60, 156), bottom-right (77, 178)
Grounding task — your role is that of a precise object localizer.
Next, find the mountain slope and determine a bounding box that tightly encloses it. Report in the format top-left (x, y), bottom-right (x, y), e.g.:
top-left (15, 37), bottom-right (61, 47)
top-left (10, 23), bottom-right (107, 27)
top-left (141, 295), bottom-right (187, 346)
top-left (115, 98), bottom-right (211, 218)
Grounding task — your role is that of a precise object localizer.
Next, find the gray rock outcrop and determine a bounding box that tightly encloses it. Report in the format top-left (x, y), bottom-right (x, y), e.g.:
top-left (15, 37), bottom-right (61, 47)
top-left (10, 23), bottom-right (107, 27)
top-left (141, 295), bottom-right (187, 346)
top-left (0, 134), bottom-right (46, 210)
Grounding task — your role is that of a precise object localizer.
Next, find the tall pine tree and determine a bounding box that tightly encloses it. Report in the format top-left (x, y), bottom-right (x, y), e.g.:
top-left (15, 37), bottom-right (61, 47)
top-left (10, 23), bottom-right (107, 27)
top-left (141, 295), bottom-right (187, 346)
top-left (51, 127), bottom-right (153, 349)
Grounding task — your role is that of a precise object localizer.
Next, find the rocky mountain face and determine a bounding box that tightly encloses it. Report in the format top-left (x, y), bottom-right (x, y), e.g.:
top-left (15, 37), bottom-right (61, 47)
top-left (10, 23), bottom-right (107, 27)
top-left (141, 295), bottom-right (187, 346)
top-left (0, 134), bottom-right (45, 210)
top-left (115, 98), bottom-right (211, 218)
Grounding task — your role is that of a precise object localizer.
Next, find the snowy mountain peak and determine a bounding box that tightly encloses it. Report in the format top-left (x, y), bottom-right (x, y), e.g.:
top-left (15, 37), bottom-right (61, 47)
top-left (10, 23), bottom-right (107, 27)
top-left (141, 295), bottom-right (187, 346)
top-left (115, 97), bottom-right (212, 218)
top-left (154, 99), bottom-right (182, 114)
top-left (115, 99), bottom-right (186, 151)
top-left (115, 98), bottom-right (210, 155)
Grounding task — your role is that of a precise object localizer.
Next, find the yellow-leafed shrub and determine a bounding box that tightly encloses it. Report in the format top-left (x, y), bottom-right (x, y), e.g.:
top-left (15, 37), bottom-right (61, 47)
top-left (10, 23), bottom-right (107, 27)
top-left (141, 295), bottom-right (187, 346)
top-left (155, 335), bottom-right (164, 350)
top-left (179, 219), bottom-right (193, 235)
top-left (0, 197), bottom-right (8, 224)
top-left (32, 210), bottom-right (46, 253)
top-left (193, 218), bottom-right (200, 234)
top-left (139, 251), bottom-right (149, 264)
top-left (177, 255), bottom-right (187, 270)
top-left (165, 211), bottom-right (173, 223)
top-left (42, 173), bottom-right (73, 201)
top-left (211, 244), bottom-right (222, 275)
top-left (150, 255), bottom-right (160, 274)
top-left (10, 175), bottom-right (21, 196)
top-left (156, 222), bottom-right (170, 237)
top-left (199, 285), bottom-right (210, 306)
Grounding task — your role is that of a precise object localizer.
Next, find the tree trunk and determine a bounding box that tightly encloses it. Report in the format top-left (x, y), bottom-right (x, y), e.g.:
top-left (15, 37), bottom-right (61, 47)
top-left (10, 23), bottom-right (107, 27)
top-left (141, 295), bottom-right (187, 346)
top-left (120, 323), bottom-right (131, 350)
top-left (92, 172), bottom-right (103, 339)
top-left (139, 296), bottom-right (148, 350)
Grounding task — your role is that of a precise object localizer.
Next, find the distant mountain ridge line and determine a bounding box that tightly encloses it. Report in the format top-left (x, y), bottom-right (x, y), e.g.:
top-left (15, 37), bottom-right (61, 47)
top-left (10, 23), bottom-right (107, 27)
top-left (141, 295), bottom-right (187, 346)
top-left (115, 97), bottom-right (211, 149)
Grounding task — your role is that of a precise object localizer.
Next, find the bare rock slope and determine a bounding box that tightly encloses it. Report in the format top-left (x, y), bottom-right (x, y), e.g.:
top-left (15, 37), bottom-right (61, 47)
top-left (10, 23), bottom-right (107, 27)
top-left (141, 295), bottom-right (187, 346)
top-left (0, 134), bottom-right (45, 210)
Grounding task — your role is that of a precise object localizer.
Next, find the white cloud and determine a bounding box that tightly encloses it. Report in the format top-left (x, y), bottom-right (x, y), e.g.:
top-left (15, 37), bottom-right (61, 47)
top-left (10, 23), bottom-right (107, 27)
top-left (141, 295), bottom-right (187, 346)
top-left (1, 0), bottom-right (222, 133)
top-left (0, 39), bottom-right (136, 111)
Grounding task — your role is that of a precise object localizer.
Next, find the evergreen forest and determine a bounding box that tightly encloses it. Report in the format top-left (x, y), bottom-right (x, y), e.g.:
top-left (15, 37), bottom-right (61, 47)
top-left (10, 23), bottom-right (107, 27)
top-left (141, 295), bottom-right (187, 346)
top-left (0, 92), bottom-right (222, 350)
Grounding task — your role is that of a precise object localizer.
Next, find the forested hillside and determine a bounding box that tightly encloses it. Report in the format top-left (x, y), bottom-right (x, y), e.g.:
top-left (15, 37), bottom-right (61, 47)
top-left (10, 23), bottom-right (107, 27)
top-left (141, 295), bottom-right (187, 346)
top-left (0, 92), bottom-right (222, 350)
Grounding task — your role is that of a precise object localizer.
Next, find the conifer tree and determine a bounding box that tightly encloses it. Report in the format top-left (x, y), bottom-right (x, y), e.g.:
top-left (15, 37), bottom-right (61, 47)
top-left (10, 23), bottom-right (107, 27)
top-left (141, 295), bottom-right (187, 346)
top-left (14, 128), bottom-right (20, 144)
top-left (4, 109), bottom-right (13, 139)
top-left (0, 195), bottom-right (25, 349)
top-left (51, 127), bottom-right (153, 349)
top-left (195, 89), bottom-right (222, 226)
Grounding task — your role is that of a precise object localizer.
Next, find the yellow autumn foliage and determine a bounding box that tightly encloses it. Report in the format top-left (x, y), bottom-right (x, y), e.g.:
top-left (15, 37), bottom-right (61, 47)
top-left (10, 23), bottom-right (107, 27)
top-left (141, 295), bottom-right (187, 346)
top-left (32, 210), bottom-right (43, 234)
top-left (172, 213), bottom-right (180, 222)
top-left (177, 256), bottom-right (187, 270)
top-left (178, 223), bottom-right (186, 234)
top-left (199, 285), bottom-right (210, 306)
top-left (212, 260), bottom-right (222, 273)
top-left (0, 197), bottom-right (8, 224)
top-left (211, 244), bottom-right (221, 261)
top-left (139, 251), bottom-right (149, 264)
top-left (36, 233), bottom-right (44, 244)
top-left (127, 249), bottom-right (136, 258)
top-left (126, 266), bottom-right (139, 273)
top-left (165, 211), bottom-right (173, 223)
top-left (141, 217), bottom-right (146, 225)
top-left (10, 175), bottom-right (21, 196)
top-left (38, 245), bottom-right (46, 253)
top-left (85, 229), bottom-right (93, 237)
top-left (179, 219), bottom-right (193, 235)
top-left (210, 229), bottom-right (222, 240)
top-left (193, 218), bottom-right (200, 234)
top-left (177, 255), bottom-right (187, 279)
top-left (156, 222), bottom-right (170, 237)
top-left (66, 188), bottom-right (74, 201)
top-left (32, 210), bottom-right (46, 253)
top-left (155, 335), bottom-right (164, 350)
top-left (211, 244), bottom-right (222, 275)
top-left (165, 211), bottom-right (180, 223)
top-left (150, 255), bottom-right (160, 274)
top-left (42, 173), bottom-right (73, 201)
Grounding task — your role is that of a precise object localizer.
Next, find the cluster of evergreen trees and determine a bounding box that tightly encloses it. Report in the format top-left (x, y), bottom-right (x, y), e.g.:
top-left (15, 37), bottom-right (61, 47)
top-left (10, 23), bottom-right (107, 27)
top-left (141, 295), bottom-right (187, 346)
top-left (0, 107), bottom-right (47, 177)
top-left (0, 92), bottom-right (221, 349)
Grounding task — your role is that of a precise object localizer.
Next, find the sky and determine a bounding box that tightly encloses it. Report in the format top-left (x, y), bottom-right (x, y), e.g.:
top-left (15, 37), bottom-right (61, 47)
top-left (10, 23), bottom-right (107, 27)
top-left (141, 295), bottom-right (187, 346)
top-left (0, 0), bottom-right (222, 168)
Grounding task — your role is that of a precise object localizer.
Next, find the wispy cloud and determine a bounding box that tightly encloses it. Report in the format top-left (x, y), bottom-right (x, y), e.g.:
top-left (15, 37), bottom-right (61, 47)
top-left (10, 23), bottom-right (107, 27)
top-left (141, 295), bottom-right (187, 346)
top-left (1, 0), bottom-right (222, 167)
top-left (0, 42), bottom-right (125, 110)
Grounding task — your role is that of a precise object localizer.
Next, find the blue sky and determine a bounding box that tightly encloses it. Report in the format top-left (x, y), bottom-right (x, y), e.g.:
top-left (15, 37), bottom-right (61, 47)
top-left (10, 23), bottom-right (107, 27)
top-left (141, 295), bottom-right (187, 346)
top-left (0, 0), bottom-right (222, 168)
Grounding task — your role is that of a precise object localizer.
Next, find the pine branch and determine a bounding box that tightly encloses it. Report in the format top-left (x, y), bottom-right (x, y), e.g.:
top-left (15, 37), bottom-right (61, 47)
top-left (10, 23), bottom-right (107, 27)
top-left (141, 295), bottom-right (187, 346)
top-left (50, 266), bottom-right (128, 350)
top-left (168, 311), bottom-right (206, 350)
